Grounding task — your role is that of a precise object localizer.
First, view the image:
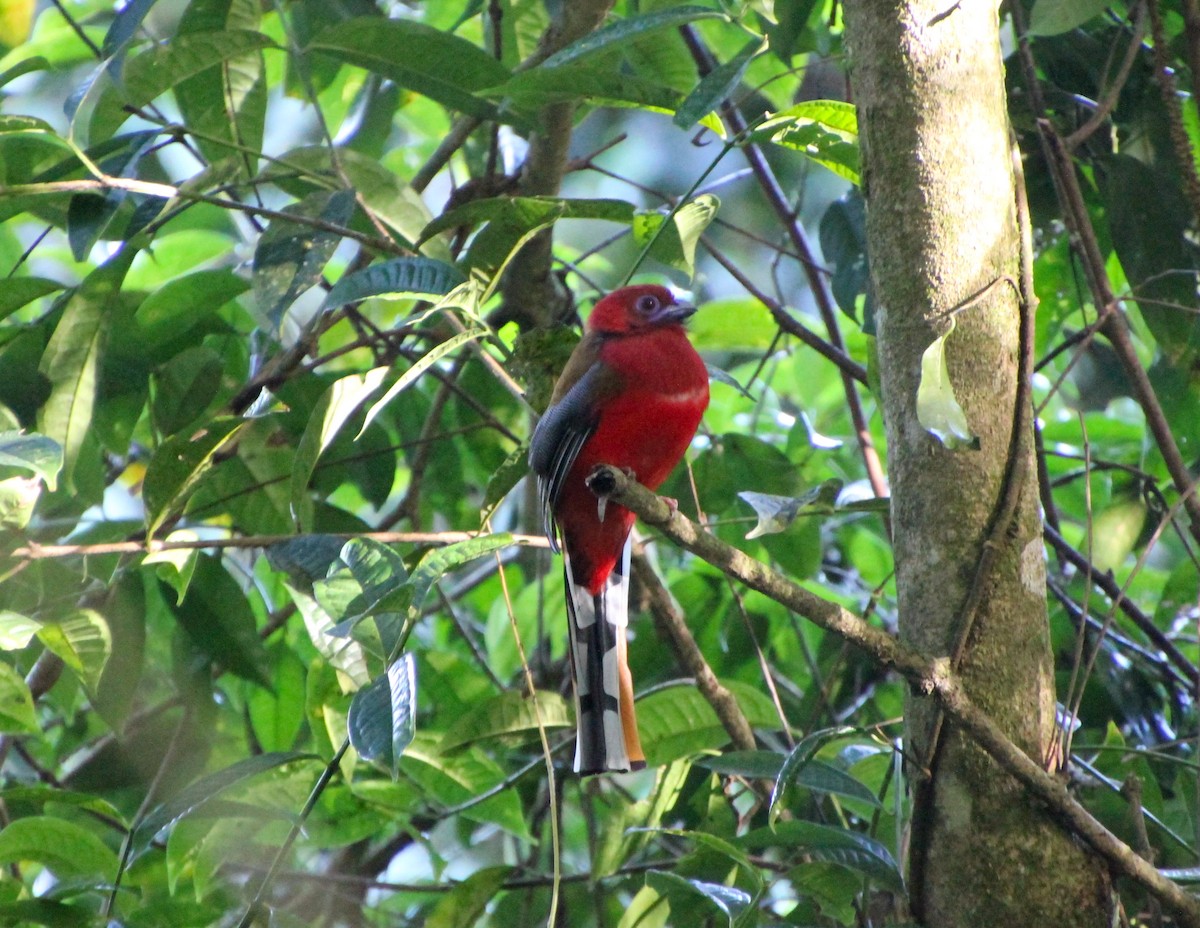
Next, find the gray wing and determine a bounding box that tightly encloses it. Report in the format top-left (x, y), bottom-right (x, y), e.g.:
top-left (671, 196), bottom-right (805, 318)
top-left (528, 362), bottom-right (607, 552)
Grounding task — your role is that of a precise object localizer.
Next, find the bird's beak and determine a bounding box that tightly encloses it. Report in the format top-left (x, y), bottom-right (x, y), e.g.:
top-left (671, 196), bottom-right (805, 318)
top-left (651, 302), bottom-right (696, 324)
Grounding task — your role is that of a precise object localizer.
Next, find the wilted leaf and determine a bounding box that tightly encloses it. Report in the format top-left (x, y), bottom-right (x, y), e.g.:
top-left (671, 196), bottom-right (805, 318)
top-left (916, 317), bottom-right (979, 450)
top-left (739, 480), bottom-right (843, 538)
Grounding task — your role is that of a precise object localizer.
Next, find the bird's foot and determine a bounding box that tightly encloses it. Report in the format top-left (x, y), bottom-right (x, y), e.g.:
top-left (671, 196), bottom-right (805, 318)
top-left (586, 466), bottom-right (636, 523)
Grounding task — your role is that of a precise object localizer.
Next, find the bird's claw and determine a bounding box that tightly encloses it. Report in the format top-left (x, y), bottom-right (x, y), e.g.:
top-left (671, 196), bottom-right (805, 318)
top-left (586, 466), bottom-right (637, 523)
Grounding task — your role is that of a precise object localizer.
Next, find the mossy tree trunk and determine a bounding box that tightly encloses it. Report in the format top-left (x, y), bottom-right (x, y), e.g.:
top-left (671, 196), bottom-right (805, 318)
top-left (841, 3), bottom-right (1114, 925)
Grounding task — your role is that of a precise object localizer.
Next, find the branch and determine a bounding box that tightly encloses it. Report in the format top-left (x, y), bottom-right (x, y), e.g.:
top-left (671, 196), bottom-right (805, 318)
top-left (587, 464), bottom-right (1200, 928)
top-left (12, 530), bottom-right (550, 562)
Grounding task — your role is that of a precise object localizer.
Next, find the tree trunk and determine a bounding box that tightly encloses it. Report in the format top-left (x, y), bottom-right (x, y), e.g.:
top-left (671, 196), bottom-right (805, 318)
top-left (841, 3), bottom-right (1114, 925)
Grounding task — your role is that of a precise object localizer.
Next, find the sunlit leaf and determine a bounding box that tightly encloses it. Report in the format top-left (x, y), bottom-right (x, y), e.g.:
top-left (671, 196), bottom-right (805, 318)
top-left (36, 609), bottom-right (110, 692)
top-left (291, 367), bottom-right (389, 528)
top-left (0, 816), bottom-right (118, 881)
top-left (0, 661), bottom-right (37, 734)
top-left (916, 316), bottom-right (979, 450)
top-left (754, 100), bottom-right (860, 184)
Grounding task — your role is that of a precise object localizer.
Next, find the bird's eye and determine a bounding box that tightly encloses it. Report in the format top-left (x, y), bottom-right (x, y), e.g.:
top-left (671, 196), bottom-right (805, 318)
top-left (636, 295), bottom-right (660, 314)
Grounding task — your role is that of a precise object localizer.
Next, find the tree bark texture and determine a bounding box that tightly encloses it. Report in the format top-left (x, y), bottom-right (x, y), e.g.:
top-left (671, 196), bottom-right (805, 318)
top-left (841, 3), bottom-right (1113, 925)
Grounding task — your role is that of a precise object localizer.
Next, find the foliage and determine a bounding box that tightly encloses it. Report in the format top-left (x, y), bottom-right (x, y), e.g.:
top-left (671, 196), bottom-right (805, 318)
top-left (0, 1), bottom-right (1196, 926)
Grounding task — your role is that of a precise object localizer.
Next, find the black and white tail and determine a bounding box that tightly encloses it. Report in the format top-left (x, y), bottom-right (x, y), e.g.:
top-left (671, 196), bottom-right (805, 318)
top-left (563, 538), bottom-right (645, 774)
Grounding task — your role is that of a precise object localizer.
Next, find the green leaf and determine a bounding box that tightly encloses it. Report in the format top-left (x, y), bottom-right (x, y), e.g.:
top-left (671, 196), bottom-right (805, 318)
top-left (790, 759), bottom-right (883, 808)
top-left (1090, 496), bottom-right (1147, 573)
top-left (738, 480), bottom-right (844, 539)
top-left (0, 476), bottom-right (40, 529)
top-left (291, 367), bottom-right (389, 529)
top-left (360, 327), bottom-right (488, 434)
top-left (321, 257), bottom-right (467, 312)
top-left (0, 817), bottom-right (118, 881)
top-left (770, 726), bottom-right (858, 821)
top-left (252, 188), bottom-right (356, 329)
top-left (168, 553), bottom-right (271, 685)
top-left (644, 870), bottom-right (752, 926)
top-left (174, 0), bottom-right (267, 168)
top-left (487, 63), bottom-right (684, 112)
top-left (754, 100), bottom-right (860, 184)
top-left (131, 750), bottom-right (317, 858)
top-left (740, 820), bottom-right (905, 893)
top-left (142, 416), bottom-right (248, 537)
top-left (674, 39), bottom-right (762, 129)
top-left (134, 269), bottom-right (249, 346)
top-left (150, 345), bottom-right (225, 436)
top-left (36, 609), bottom-right (110, 693)
top-left (440, 690), bottom-right (572, 751)
top-left (309, 18), bottom-right (512, 123)
top-left (78, 30), bottom-right (277, 147)
top-left (0, 899), bottom-right (94, 928)
top-left (1028, 0), bottom-right (1112, 35)
top-left (916, 316), bottom-right (979, 450)
top-left (634, 194), bottom-right (720, 277)
top-left (819, 191), bottom-right (873, 331)
top-left (695, 750), bottom-right (785, 779)
top-left (101, 0), bottom-right (157, 57)
top-left (37, 247), bottom-right (136, 486)
top-left (637, 680), bottom-right (778, 766)
top-left (0, 612), bottom-right (39, 650)
top-left (0, 661), bottom-right (37, 734)
top-left (426, 866), bottom-right (514, 928)
top-left (373, 533), bottom-right (515, 615)
top-left (540, 6), bottom-right (725, 68)
top-left (1102, 154), bottom-right (1200, 361)
top-left (480, 443), bottom-right (529, 521)
top-left (0, 430), bottom-right (63, 491)
top-left (347, 653), bottom-right (417, 777)
top-left (0, 276), bottom-right (63, 322)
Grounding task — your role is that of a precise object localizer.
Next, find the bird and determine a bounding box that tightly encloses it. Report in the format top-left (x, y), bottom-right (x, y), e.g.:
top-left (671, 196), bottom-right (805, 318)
top-left (529, 284), bottom-right (709, 774)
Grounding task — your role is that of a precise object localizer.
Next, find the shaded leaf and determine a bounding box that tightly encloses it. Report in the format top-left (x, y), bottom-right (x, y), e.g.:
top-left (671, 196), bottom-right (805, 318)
top-left (168, 553), bottom-right (271, 686)
top-left (360, 328), bottom-right (488, 434)
top-left (740, 820), bottom-right (904, 893)
top-left (131, 750), bottom-right (317, 858)
top-left (0, 277), bottom-right (63, 322)
top-left (309, 18), bottom-right (512, 123)
top-left (37, 248), bottom-right (136, 486)
top-left (321, 257), bottom-right (466, 312)
top-left (770, 726), bottom-right (858, 822)
top-left (253, 188), bottom-right (356, 329)
top-left (644, 870), bottom-right (752, 926)
top-left (541, 6), bottom-right (724, 68)
top-left (143, 417), bottom-right (248, 537)
top-left (291, 367), bottom-right (389, 528)
top-left (674, 39), bottom-right (762, 129)
top-left (426, 866), bottom-right (514, 928)
top-left (819, 191), bottom-right (873, 331)
top-left (695, 750), bottom-right (785, 779)
top-left (916, 317), bottom-right (979, 450)
top-left (372, 533), bottom-right (514, 615)
top-left (1028, 0), bottom-right (1112, 35)
top-left (347, 653), bottom-right (418, 777)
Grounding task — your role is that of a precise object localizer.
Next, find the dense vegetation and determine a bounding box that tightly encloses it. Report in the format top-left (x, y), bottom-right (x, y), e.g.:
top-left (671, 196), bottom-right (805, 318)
top-left (0, 1), bottom-right (1198, 925)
